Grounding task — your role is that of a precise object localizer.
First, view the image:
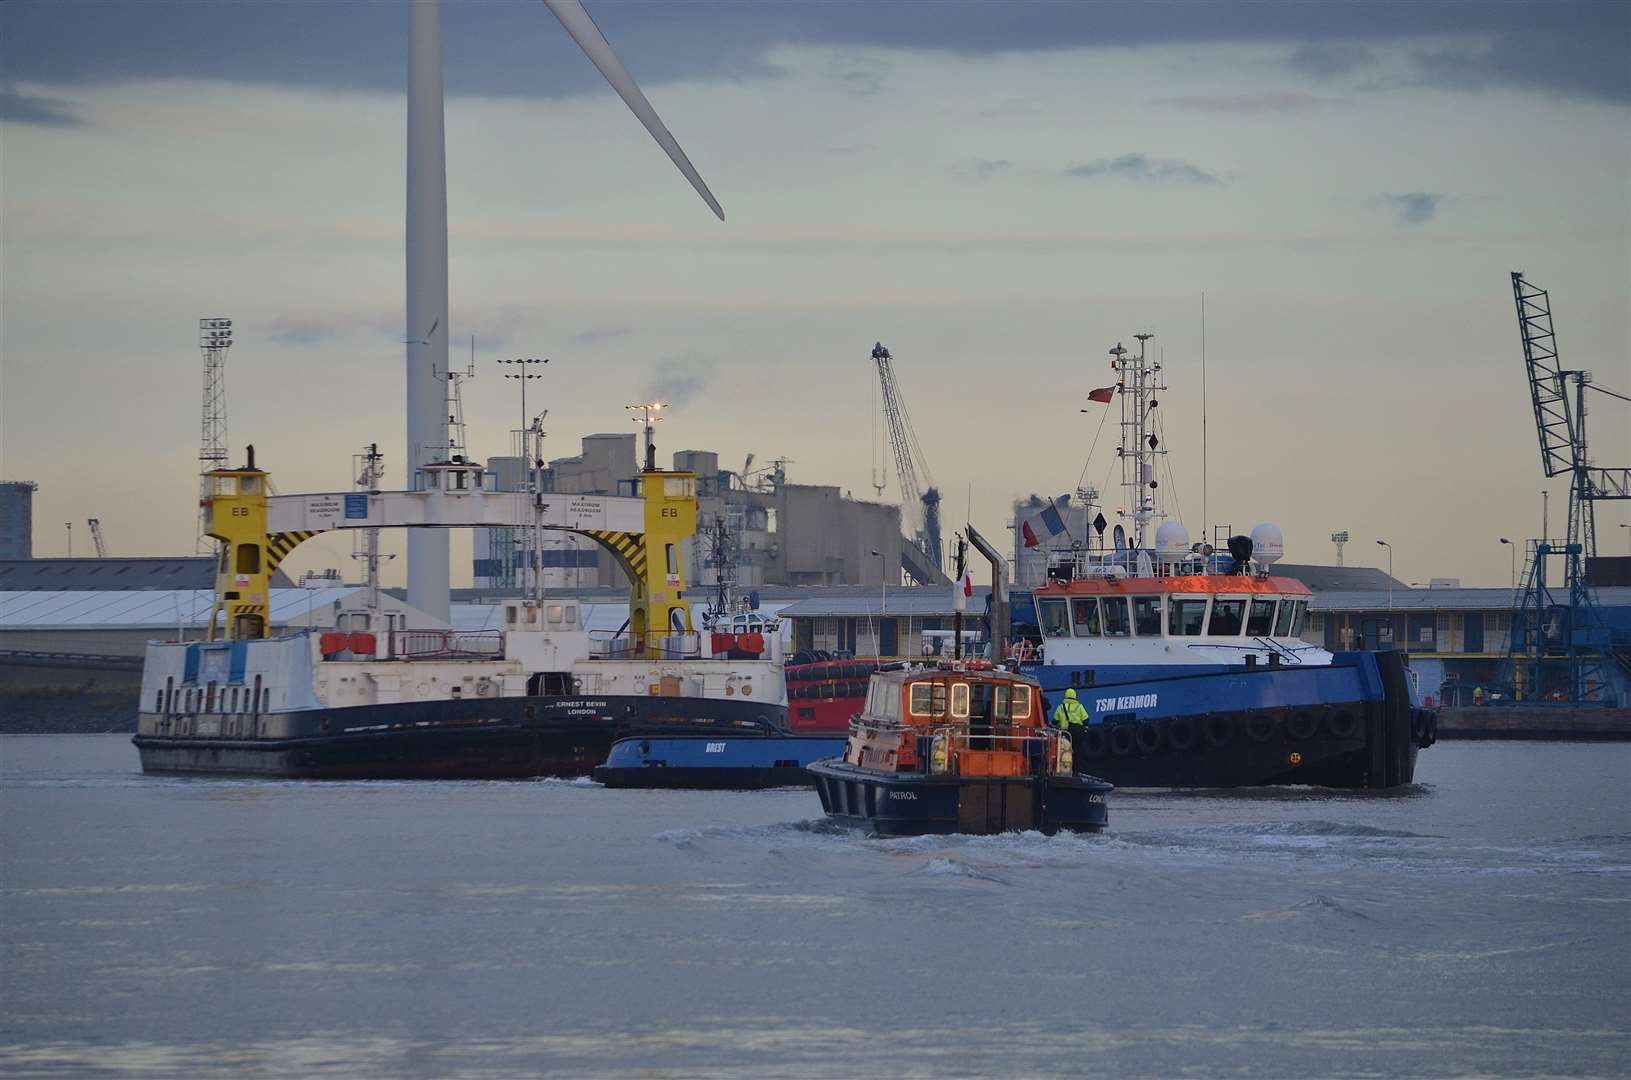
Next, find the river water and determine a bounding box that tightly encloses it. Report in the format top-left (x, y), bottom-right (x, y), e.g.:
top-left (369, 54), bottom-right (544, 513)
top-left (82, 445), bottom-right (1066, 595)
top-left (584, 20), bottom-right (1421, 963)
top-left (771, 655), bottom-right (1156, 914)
top-left (2, 736), bottom-right (1627, 1078)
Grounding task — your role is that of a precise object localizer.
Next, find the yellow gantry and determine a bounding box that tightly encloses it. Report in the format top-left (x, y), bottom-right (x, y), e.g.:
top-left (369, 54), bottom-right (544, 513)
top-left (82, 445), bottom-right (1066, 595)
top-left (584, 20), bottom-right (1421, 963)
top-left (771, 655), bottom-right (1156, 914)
top-left (202, 450), bottom-right (698, 643)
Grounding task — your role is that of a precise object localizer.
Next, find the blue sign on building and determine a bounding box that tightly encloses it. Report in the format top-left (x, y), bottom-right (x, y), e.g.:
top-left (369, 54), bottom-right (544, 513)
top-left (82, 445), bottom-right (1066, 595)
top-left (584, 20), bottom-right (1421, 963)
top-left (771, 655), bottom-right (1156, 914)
top-left (344, 494), bottom-right (368, 519)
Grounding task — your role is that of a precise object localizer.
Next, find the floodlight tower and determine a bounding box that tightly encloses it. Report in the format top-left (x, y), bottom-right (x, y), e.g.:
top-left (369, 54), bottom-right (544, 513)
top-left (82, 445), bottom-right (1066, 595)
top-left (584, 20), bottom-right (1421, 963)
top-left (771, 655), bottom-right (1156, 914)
top-left (197, 318), bottom-right (233, 552)
top-left (627, 401), bottom-right (666, 472)
top-left (1330, 530), bottom-right (1349, 566)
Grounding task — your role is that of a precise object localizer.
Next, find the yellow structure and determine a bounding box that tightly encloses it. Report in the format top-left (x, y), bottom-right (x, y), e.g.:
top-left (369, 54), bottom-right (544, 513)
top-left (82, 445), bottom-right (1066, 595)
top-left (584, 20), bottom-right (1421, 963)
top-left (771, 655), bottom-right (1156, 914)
top-left (588, 469), bottom-right (698, 641)
top-left (202, 449), bottom-right (698, 644)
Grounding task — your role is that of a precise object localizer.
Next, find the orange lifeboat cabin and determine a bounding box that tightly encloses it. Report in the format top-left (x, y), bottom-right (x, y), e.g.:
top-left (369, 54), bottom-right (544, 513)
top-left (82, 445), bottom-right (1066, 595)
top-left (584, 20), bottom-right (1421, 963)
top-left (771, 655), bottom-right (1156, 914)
top-left (807, 662), bottom-right (1113, 836)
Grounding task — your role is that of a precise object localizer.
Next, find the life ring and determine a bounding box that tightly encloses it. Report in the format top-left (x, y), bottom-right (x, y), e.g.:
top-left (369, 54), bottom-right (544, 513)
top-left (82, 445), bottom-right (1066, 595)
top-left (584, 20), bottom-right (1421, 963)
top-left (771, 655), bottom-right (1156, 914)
top-left (1327, 710), bottom-right (1359, 740)
top-left (1077, 726), bottom-right (1108, 758)
top-left (1203, 714), bottom-right (1235, 747)
top-left (1245, 713), bottom-right (1277, 743)
top-left (1167, 716), bottom-right (1197, 752)
top-left (1135, 721), bottom-right (1162, 755)
top-left (1287, 711), bottom-right (1319, 741)
top-left (1108, 724), bottom-right (1136, 757)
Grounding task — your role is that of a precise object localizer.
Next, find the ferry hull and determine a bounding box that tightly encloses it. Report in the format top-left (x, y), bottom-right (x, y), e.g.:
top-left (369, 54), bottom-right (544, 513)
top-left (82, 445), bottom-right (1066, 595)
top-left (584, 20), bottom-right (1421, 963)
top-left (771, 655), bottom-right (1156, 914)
top-left (133, 694), bottom-right (785, 780)
top-left (808, 760), bottom-right (1112, 836)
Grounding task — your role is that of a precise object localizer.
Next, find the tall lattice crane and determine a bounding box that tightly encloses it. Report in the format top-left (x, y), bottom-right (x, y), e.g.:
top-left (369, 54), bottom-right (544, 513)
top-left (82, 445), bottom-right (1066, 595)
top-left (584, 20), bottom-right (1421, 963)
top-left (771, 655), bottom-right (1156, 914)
top-left (87, 518), bottom-right (108, 558)
top-left (871, 342), bottom-right (943, 578)
top-left (1505, 272), bottom-right (1631, 703)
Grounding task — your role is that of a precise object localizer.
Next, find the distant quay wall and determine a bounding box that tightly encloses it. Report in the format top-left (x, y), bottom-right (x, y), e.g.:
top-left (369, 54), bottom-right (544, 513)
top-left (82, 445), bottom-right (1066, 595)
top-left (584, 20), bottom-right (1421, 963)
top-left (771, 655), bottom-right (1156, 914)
top-left (0, 659), bottom-right (139, 734)
top-left (1436, 706), bottom-right (1631, 741)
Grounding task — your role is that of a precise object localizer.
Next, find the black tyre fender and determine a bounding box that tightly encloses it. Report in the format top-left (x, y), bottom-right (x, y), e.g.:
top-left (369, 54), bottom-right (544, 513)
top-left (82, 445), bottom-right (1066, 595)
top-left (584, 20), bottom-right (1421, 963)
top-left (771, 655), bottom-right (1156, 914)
top-left (1134, 721), bottom-right (1162, 755)
top-left (1108, 723), bottom-right (1136, 757)
top-left (1327, 709), bottom-right (1360, 740)
top-left (1167, 716), bottom-right (1197, 752)
top-left (1203, 713), bottom-right (1235, 747)
top-left (1287, 711), bottom-right (1319, 741)
top-left (1077, 726), bottom-right (1108, 758)
top-left (1245, 713), bottom-right (1277, 743)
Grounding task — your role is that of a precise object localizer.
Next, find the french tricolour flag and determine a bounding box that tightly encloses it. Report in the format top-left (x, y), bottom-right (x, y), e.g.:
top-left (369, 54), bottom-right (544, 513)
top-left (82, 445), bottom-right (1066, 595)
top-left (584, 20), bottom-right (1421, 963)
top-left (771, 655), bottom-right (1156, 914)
top-left (1021, 501), bottom-right (1068, 548)
top-left (952, 565), bottom-right (974, 612)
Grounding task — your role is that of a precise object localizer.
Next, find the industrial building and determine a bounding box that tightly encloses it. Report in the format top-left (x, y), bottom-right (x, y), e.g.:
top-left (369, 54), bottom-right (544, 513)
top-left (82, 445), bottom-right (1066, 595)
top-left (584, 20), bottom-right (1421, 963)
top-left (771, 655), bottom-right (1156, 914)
top-left (1, 482), bottom-right (37, 559)
top-left (471, 434), bottom-right (913, 593)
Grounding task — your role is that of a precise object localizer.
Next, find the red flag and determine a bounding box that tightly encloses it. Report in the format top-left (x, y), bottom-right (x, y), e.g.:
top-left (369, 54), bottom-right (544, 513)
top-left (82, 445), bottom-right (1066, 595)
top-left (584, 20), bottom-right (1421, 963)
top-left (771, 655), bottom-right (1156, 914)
top-left (1087, 385), bottom-right (1115, 404)
top-left (1022, 520), bottom-right (1040, 548)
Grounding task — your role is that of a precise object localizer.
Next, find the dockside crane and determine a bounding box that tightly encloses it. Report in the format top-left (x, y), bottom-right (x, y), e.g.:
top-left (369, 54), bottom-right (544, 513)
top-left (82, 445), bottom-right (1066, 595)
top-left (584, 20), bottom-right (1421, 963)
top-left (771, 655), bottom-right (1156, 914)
top-left (1504, 271), bottom-right (1631, 703)
top-left (87, 518), bottom-right (108, 558)
top-left (871, 342), bottom-right (949, 586)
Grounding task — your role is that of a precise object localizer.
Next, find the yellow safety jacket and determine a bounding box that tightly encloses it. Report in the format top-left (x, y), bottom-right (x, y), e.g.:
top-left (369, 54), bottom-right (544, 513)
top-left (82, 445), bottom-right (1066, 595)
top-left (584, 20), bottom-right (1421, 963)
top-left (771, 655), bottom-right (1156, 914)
top-left (1052, 698), bottom-right (1089, 731)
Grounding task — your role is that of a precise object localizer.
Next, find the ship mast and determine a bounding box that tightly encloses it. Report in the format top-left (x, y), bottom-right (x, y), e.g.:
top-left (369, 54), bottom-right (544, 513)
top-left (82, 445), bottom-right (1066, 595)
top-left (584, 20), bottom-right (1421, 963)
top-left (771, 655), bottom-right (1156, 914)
top-left (1113, 333), bottom-right (1166, 550)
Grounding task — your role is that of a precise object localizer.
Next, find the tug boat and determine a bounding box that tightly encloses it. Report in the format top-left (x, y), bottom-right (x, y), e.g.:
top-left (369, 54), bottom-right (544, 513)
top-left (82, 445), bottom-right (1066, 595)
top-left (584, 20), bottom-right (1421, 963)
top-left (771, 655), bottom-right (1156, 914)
top-left (1001, 333), bottom-right (1434, 789)
top-left (133, 448), bottom-right (788, 779)
top-left (807, 662), bottom-right (1112, 835)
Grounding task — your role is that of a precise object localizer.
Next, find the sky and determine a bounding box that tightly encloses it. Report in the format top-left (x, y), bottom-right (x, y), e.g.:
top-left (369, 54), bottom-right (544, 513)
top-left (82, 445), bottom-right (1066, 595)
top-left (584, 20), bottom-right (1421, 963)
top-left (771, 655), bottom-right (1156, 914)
top-left (2, 0), bottom-right (1628, 589)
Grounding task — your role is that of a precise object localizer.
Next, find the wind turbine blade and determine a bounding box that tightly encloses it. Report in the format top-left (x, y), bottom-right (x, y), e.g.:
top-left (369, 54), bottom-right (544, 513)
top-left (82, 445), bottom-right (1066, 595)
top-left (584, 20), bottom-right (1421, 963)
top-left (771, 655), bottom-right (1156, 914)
top-left (541, 0), bottom-right (725, 221)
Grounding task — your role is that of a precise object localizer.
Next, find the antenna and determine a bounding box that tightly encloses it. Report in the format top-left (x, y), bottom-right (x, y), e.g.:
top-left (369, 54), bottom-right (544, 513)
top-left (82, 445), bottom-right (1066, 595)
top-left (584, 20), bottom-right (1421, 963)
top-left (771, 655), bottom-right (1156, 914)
top-left (351, 443), bottom-right (393, 615)
top-left (626, 401), bottom-right (666, 472)
top-left (196, 317), bottom-right (232, 553)
top-left (1201, 292), bottom-right (1207, 546)
top-left (440, 336), bottom-right (478, 459)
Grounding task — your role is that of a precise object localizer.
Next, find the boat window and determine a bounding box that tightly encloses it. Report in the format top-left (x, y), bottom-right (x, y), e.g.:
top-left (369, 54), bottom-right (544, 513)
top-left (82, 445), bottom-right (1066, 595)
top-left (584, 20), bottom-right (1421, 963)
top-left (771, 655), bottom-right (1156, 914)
top-left (1070, 597), bottom-right (1101, 636)
top-left (1101, 597), bottom-right (1131, 637)
top-left (992, 685), bottom-right (1009, 720)
top-left (883, 685), bottom-right (900, 721)
top-left (1247, 599), bottom-right (1276, 636)
top-left (1039, 598), bottom-right (1070, 638)
top-left (909, 681), bottom-right (947, 717)
top-left (1169, 598), bottom-right (1208, 636)
top-left (1273, 599), bottom-right (1295, 637)
top-left (950, 682), bottom-right (970, 719)
top-left (1010, 685), bottom-right (1032, 719)
top-left (1290, 600), bottom-right (1308, 637)
top-left (1132, 596), bottom-right (1163, 636)
top-left (1209, 599), bottom-right (1246, 636)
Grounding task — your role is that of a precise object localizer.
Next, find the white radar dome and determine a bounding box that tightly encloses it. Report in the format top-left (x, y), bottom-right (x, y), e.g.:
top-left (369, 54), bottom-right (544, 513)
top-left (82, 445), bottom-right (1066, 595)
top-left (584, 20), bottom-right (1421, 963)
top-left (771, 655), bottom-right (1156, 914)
top-left (1154, 521), bottom-right (1190, 559)
top-left (1249, 523), bottom-right (1285, 565)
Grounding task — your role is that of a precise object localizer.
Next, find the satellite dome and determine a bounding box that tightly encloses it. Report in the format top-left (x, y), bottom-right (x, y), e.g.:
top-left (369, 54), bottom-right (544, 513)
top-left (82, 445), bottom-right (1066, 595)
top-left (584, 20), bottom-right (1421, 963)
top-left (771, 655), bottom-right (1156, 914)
top-left (1154, 521), bottom-right (1190, 559)
top-left (1249, 523), bottom-right (1285, 565)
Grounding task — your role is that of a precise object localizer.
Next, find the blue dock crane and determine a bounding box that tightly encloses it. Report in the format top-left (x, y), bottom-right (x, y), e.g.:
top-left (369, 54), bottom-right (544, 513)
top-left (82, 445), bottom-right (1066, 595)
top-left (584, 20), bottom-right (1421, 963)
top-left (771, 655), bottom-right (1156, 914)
top-left (1504, 272), bottom-right (1630, 704)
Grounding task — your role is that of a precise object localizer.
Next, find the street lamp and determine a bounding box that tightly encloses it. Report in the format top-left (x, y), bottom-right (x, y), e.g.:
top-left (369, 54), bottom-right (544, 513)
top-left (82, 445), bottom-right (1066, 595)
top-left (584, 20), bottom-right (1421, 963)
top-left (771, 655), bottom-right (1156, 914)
top-left (1375, 539), bottom-right (1393, 613)
top-left (1499, 537), bottom-right (1516, 590)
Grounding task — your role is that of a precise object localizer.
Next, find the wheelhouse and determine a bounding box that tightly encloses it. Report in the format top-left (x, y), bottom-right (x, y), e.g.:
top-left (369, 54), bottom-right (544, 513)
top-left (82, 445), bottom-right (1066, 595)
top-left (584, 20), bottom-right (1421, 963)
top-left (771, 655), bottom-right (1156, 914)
top-left (1032, 576), bottom-right (1313, 643)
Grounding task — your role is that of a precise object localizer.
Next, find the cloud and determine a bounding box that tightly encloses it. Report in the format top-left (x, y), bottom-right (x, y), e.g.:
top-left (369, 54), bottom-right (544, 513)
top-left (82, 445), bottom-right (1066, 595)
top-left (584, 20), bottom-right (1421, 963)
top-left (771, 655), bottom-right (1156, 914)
top-left (1160, 92), bottom-right (1327, 113)
top-left (4, 0), bottom-right (1627, 103)
top-left (646, 353), bottom-right (717, 408)
top-left (1287, 42), bottom-right (1378, 80)
top-left (566, 324), bottom-right (636, 349)
top-left (0, 84), bottom-right (83, 127)
top-left (969, 158), bottom-right (1011, 176)
top-left (1372, 192), bottom-right (1446, 225)
top-left (1066, 154), bottom-right (1221, 185)
top-left (264, 317), bottom-right (347, 347)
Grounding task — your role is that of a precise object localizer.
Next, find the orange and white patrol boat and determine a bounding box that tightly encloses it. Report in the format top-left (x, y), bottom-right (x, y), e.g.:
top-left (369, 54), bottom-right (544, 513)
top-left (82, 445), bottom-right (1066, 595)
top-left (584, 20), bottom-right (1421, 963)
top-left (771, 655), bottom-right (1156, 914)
top-left (807, 661), bottom-right (1112, 835)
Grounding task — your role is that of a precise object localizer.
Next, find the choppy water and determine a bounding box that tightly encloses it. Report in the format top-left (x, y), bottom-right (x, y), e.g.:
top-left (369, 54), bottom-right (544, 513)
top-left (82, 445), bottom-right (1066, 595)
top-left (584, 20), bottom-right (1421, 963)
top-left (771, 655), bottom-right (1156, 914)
top-left (2, 736), bottom-right (1627, 1078)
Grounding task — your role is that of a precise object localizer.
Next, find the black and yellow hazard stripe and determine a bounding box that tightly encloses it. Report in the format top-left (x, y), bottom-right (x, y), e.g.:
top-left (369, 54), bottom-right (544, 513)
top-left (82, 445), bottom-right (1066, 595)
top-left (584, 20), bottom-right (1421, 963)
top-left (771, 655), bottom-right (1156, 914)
top-left (585, 529), bottom-right (647, 580)
top-left (265, 531), bottom-right (320, 575)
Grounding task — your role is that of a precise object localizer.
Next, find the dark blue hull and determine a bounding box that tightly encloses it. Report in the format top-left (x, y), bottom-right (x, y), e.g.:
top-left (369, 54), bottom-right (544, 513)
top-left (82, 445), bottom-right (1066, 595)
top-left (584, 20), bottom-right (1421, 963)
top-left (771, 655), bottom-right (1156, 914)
top-left (593, 734), bottom-right (846, 789)
top-left (1024, 650), bottom-right (1433, 788)
top-left (808, 759), bottom-right (1112, 835)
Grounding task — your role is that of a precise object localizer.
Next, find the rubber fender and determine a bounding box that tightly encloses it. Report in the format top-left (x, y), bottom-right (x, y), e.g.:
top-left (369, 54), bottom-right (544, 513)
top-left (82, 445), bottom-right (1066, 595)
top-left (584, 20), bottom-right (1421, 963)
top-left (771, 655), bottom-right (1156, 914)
top-left (1134, 721), bottom-right (1162, 755)
top-left (1203, 714), bottom-right (1235, 747)
top-left (1167, 716), bottom-right (1197, 752)
top-left (1077, 726), bottom-right (1108, 759)
top-left (1328, 710), bottom-right (1360, 740)
top-left (1245, 712), bottom-right (1277, 743)
top-left (1108, 723), bottom-right (1136, 757)
top-left (1287, 711), bottom-right (1320, 741)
